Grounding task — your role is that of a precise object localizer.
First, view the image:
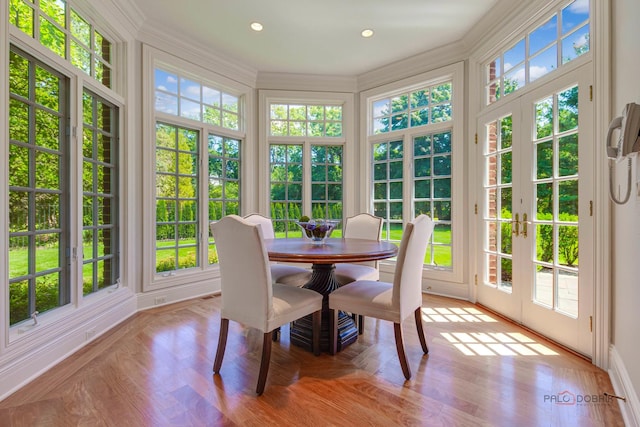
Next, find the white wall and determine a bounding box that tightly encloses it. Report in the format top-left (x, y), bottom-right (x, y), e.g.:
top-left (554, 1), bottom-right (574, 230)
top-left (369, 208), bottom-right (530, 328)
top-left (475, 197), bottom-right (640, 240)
top-left (610, 0), bottom-right (640, 421)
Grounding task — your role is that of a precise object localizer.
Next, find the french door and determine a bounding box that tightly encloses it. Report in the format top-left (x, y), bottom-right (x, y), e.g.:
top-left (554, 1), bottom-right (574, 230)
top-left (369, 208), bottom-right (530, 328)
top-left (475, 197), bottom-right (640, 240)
top-left (477, 64), bottom-right (593, 357)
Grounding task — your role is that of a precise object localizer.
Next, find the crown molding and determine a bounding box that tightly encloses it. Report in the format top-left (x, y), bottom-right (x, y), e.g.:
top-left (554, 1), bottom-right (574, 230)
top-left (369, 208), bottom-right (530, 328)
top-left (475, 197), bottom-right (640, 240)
top-left (256, 72), bottom-right (358, 93)
top-left (81, 0), bottom-right (143, 40)
top-left (138, 25), bottom-right (258, 88)
top-left (464, 0), bottom-right (560, 63)
top-left (356, 40), bottom-right (467, 92)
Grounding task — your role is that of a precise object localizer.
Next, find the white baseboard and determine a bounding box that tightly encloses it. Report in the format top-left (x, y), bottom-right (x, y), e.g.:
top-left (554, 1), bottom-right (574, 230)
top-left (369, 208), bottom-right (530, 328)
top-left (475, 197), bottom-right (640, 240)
top-left (136, 278), bottom-right (220, 310)
top-left (609, 345), bottom-right (640, 427)
top-left (0, 278), bottom-right (221, 402)
top-left (0, 291), bottom-right (137, 401)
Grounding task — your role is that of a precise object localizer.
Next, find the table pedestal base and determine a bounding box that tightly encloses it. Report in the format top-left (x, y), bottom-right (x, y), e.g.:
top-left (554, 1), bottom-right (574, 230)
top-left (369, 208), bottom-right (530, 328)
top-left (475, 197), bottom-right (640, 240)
top-left (290, 263), bottom-right (358, 352)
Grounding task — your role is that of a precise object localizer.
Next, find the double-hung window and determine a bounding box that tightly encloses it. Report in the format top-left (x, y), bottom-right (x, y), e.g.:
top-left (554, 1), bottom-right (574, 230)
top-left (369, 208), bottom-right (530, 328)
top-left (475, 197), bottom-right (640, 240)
top-left (363, 63), bottom-right (464, 283)
top-left (147, 48), bottom-right (250, 287)
top-left (261, 91), bottom-right (354, 236)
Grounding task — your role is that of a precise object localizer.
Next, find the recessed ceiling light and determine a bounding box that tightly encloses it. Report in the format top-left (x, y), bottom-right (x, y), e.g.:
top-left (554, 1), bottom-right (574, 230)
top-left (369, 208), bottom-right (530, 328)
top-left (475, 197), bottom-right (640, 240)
top-left (361, 29), bottom-right (374, 38)
top-left (250, 22), bottom-right (263, 32)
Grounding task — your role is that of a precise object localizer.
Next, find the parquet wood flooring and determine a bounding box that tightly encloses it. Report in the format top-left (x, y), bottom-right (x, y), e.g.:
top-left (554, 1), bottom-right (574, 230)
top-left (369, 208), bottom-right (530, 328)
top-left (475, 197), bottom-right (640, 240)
top-left (0, 294), bottom-right (624, 426)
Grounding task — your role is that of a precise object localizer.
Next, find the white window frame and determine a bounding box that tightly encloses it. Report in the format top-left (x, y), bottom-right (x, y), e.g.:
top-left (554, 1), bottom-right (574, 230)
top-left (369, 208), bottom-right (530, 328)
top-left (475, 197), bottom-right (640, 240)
top-left (484, 0), bottom-right (592, 105)
top-left (360, 62), bottom-right (464, 284)
top-left (4, 15), bottom-right (128, 344)
top-left (258, 90), bottom-right (356, 220)
top-left (142, 45), bottom-right (254, 292)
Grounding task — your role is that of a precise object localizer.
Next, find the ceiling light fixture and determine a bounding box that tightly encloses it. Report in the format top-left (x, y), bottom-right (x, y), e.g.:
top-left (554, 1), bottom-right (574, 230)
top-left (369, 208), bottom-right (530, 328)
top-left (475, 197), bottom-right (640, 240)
top-left (250, 22), bottom-right (263, 32)
top-left (361, 29), bottom-right (374, 38)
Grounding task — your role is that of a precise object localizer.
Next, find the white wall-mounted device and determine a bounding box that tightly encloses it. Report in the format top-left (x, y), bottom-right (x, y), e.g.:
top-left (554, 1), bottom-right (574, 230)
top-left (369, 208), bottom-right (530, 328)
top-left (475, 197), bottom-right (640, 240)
top-left (607, 102), bottom-right (640, 204)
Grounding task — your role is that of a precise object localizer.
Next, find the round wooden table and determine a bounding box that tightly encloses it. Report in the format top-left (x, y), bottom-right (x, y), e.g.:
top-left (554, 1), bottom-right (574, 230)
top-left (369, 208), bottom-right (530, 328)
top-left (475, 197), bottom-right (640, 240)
top-left (264, 237), bottom-right (398, 352)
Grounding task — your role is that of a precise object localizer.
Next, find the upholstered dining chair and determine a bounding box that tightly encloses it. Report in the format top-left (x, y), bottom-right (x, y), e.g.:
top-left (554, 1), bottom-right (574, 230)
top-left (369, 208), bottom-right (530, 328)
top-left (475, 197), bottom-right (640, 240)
top-left (244, 213), bottom-right (311, 287)
top-left (210, 215), bottom-right (322, 395)
top-left (328, 214), bottom-right (434, 380)
top-left (334, 213), bottom-right (383, 334)
top-left (334, 213), bottom-right (383, 285)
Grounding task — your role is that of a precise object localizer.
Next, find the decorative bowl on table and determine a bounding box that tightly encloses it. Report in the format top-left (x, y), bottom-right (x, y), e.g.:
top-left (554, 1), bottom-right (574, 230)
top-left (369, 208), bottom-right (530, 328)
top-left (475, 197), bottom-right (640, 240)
top-left (295, 219), bottom-right (339, 244)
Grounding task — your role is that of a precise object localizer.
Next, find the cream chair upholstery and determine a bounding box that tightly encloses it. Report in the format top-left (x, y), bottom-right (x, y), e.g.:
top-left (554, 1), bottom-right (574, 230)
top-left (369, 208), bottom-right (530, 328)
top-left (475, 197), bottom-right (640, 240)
top-left (210, 215), bottom-right (322, 395)
top-left (334, 213), bottom-right (383, 334)
top-left (334, 213), bottom-right (383, 286)
top-left (328, 214), bottom-right (434, 380)
top-left (244, 213), bottom-right (311, 287)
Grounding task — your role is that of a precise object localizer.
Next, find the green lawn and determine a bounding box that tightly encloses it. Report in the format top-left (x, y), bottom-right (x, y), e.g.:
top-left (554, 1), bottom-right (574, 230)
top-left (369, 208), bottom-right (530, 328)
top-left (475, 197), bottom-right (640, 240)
top-left (274, 225), bottom-right (453, 268)
top-left (9, 225), bottom-right (454, 278)
top-left (9, 243), bottom-right (112, 294)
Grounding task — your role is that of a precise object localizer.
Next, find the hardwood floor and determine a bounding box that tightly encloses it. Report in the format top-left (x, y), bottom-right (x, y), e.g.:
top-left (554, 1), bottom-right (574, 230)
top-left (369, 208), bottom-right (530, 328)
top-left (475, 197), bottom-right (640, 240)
top-left (0, 294), bottom-right (624, 426)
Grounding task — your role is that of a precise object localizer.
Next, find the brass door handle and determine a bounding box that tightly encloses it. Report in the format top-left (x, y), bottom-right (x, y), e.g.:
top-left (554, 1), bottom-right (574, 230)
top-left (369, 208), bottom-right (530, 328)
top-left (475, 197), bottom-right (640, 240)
top-left (522, 213), bottom-right (531, 238)
top-left (512, 213), bottom-right (520, 237)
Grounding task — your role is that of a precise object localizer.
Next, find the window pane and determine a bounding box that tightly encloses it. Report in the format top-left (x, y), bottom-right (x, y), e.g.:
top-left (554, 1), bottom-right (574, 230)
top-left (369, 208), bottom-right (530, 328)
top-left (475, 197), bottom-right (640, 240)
top-left (70, 9), bottom-right (90, 45)
top-left (536, 141), bottom-right (553, 179)
top-left (156, 123), bottom-right (199, 272)
top-left (557, 269), bottom-right (578, 315)
top-left (10, 104), bottom-right (29, 148)
top-left (70, 40), bottom-right (90, 74)
top-left (411, 90), bottom-right (429, 108)
top-left (35, 65), bottom-right (60, 110)
top-left (222, 93), bottom-right (238, 113)
top-left (10, 0), bottom-right (35, 37)
top-left (35, 109), bottom-right (60, 150)
top-left (39, 16), bottom-right (66, 58)
top-left (559, 180), bottom-right (578, 217)
top-left (536, 97), bottom-right (554, 139)
top-left (432, 104), bottom-right (452, 123)
top-left (156, 69), bottom-right (178, 93)
top-left (203, 86), bottom-right (221, 106)
top-left (180, 98), bottom-right (201, 121)
top-left (562, 0), bottom-right (590, 35)
top-left (180, 77), bottom-right (200, 102)
top-left (431, 83), bottom-right (452, 103)
top-left (529, 16), bottom-right (558, 56)
top-left (433, 156), bottom-right (451, 176)
top-left (40, 0), bottom-right (66, 27)
top-left (559, 134), bottom-right (578, 176)
top-left (558, 86), bottom-right (579, 132)
top-left (504, 39), bottom-right (525, 72)
top-left (504, 65), bottom-right (525, 95)
top-left (536, 183), bottom-right (553, 218)
top-left (415, 180), bottom-right (430, 199)
top-left (391, 95), bottom-right (408, 113)
top-left (94, 31), bottom-right (111, 64)
top-left (434, 179), bottom-right (451, 198)
top-left (529, 44), bottom-right (557, 82)
top-left (500, 152), bottom-right (512, 184)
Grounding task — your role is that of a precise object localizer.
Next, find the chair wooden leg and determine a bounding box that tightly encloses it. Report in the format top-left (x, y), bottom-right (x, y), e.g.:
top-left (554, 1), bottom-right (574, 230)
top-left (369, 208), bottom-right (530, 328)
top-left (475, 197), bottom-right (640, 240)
top-left (312, 310), bottom-right (321, 356)
top-left (256, 332), bottom-right (273, 395)
top-left (358, 315), bottom-right (365, 334)
top-left (213, 318), bottom-right (229, 373)
top-left (272, 327), bottom-right (280, 342)
top-left (393, 322), bottom-right (411, 380)
top-left (329, 309), bottom-right (338, 355)
top-left (414, 307), bottom-right (429, 354)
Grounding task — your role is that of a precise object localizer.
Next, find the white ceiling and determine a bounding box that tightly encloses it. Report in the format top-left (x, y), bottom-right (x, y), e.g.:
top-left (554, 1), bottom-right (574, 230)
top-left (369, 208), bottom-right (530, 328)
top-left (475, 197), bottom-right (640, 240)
top-left (128, 0), bottom-right (501, 76)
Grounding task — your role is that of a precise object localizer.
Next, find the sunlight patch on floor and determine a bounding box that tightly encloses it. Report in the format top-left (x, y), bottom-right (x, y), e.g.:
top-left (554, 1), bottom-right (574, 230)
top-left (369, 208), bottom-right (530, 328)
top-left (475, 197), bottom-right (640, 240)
top-left (422, 307), bottom-right (498, 323)
top-left (435, 323), bottom-right (559, 357)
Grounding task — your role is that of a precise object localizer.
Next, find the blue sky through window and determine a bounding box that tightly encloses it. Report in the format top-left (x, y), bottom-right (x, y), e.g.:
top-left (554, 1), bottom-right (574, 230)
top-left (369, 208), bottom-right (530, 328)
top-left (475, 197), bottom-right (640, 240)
top-left (529, 16), bottom-right (557, 56)
top-left (562, 0), bottom-right (589, 35)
